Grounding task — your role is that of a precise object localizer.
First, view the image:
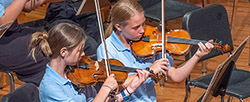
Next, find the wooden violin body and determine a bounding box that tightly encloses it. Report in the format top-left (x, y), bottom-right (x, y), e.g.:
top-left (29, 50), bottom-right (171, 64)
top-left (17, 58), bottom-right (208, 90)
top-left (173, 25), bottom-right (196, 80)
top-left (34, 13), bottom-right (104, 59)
top-left (132, 25), bottom-right (191, 59)
top-left (67, 56), bottom-right (159, 87)
top-left (131, 25), bottom-right (231, 59)
top-left (67, 56), bottom-right (128, 87)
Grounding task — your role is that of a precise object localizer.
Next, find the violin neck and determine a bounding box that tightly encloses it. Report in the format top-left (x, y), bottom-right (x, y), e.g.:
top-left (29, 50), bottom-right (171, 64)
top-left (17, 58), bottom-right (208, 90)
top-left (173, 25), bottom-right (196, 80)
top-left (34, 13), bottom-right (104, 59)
top-left (167, 36), bottom-right (212, 45)
top-left (110, 64), bottom-right (138, 72)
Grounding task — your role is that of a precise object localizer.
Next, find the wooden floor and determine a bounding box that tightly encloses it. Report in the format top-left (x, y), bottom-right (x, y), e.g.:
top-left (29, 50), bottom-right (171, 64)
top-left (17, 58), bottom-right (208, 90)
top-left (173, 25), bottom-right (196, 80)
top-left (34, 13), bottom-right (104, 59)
top-left (1, 0), bottom-right (250, 102)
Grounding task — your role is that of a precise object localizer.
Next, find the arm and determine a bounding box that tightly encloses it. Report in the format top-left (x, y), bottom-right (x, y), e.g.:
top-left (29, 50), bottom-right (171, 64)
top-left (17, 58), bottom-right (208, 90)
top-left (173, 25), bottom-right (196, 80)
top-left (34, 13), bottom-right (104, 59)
top-left (115, 70), bottom-right (149, 102)
top-left (23, 0), bottom-right (47, 12)
top-left (92, 74), bottom-right (118, 102)
top-left (0, 0), bottom-right (28, 25)
top-left (167, 40), bottom-right (214, 82)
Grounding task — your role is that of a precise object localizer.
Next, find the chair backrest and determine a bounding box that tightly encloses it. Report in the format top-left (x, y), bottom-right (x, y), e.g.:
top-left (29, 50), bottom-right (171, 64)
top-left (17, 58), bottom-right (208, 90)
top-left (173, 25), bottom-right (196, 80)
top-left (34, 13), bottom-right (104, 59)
top-left (182, 4), bottom-right (234, 61)
top-left (1, 83), bottom-right (40, 102)
top-left (138, 0), bottom-right (200, 22)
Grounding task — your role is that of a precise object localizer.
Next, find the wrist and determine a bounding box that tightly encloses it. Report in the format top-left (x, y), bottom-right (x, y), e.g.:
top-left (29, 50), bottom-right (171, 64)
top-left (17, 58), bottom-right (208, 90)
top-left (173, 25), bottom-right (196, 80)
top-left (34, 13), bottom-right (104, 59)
top-left (102, 85), bottom-right (112, 92)
top-left (194, 53), bottom-right (202, 58)
top-left (121, 89), bottom-right (130, 100)
top-left (126, 86), bottom-right (133, 95)
top-left (146, 67), bottom-right (155, 74)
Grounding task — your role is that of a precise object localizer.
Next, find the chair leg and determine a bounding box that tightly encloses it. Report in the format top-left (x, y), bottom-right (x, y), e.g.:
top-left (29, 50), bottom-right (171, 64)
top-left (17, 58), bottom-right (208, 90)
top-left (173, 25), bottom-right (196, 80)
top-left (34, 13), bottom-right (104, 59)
top-left (249, 35), bottom-right (250, 67)
top-left (7, 72), bottom-right (15, 92)
top-left (221, 95), bottom-right (225, 102)
top-left (230, 0), bottom-right (239, 29)
top-left (201, 61), bottom-right (207, 75)
top-left (227, 96), bottom-right (232, 102)
top-left (201, 0), bottom-right (205, 7)
top-left (184, 76), bottom-right (191, 102)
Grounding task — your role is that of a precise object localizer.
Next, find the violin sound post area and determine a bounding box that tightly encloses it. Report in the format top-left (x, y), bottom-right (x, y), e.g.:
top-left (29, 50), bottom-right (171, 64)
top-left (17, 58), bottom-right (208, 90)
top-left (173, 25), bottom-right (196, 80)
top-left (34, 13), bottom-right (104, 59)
top-left (0, 0), bottom-right (250, 102)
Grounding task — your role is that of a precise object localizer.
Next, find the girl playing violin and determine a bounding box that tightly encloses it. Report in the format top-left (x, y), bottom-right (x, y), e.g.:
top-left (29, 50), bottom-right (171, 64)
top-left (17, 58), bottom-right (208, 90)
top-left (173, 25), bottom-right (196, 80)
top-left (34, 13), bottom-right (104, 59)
top-left (97, 0), bottom-right (214, 101)
top-left (29, 22), bottom-right (149, 102)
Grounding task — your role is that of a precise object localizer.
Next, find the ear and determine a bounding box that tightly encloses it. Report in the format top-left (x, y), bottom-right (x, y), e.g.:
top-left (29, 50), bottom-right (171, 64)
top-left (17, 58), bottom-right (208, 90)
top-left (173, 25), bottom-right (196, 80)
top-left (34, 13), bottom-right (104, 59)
top-left (114, 24), bottom-right (122, 31)
top-left (60, 47), bottom-right (68, 58)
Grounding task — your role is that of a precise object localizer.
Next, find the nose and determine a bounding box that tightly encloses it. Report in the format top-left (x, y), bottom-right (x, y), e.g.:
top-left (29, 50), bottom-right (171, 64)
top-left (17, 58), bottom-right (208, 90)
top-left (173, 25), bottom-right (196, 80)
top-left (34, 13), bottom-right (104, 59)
top-left (81, 51), bottom-right (85, 57)
top-left (139, 25), bottom-right (145, 34)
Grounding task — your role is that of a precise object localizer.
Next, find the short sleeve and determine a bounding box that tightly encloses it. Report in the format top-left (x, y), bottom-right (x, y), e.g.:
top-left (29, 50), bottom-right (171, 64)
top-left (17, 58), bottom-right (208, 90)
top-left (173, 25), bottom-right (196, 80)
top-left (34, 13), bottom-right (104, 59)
top-left (0, 4), bottom-right (5, 18)
top-left (97, 43), bottom-right (104, 61)
top-left (40, 83), bottom-right (76, 102)
top-left (165, 53), bottom-right (174, 67)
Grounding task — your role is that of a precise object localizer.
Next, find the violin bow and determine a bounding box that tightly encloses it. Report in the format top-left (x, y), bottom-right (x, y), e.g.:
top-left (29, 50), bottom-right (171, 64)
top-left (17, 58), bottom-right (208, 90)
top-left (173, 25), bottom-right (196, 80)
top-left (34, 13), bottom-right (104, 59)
top-left (159, 0), bottom-right (167, 86)
top-left (161, 0), bottom-right (166, 59)
top-left (94, 0), bottom-right (111, 77)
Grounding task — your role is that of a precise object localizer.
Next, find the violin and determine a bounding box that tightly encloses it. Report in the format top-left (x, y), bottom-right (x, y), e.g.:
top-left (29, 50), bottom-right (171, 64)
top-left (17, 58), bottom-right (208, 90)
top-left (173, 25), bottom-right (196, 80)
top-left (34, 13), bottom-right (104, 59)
top-left (66, 56), bottom-right (158, 87)
top-left (131, 25), bottom-right (231, 59)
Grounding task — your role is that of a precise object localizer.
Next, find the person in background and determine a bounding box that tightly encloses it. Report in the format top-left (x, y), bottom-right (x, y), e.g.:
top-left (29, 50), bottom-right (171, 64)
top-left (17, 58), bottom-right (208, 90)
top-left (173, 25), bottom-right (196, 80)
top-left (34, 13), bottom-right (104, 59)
top-left (0, 0), bottom-right (98, 86)
top-left (0, 0), bottom-right (48, 86)
top-left (97, 0), bottom-right (214, 101)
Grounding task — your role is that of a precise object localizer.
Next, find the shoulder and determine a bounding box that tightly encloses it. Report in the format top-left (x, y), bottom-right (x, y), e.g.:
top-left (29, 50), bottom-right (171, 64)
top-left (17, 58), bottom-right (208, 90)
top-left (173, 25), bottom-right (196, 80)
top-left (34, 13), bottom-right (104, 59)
top-left (39, 81), bottom-right (74, 102)
top-left (39, 80), bottom-right (62, 97)
top-left (97, 37), bottom-right (117, 60)
top-left (39, 78), bottom-right (61, 94)
top-left (165, 53), bottom-right (174, 65)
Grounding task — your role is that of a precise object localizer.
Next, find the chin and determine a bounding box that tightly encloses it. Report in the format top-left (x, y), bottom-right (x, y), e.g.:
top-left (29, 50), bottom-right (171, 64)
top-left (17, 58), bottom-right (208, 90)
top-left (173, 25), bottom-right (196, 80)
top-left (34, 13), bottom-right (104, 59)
top-left (69, 62), bottom-right (78, 66)
top-left (135, 37), bottom-right (142, 41)
top-left (131, 39), bottom-right (140, 42)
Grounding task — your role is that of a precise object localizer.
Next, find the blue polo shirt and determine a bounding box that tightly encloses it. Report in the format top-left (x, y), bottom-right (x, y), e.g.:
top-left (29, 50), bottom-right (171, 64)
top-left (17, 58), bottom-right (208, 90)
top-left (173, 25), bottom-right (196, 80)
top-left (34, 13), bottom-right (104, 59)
top-left (97, 31), bottom-right (174, 102)
top-left (0, 0), bottom-right (13, 18)
top-left (39, 64), bottom-right (89, 102)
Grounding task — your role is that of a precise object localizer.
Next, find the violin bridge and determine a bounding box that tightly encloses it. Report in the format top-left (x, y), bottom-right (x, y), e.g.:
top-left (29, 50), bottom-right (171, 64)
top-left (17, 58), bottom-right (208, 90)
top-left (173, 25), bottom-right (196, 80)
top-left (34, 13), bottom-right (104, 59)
top-left (95, 61), bottom-right (99, 70)
top-left (152, 43), bottom-right (162, 50)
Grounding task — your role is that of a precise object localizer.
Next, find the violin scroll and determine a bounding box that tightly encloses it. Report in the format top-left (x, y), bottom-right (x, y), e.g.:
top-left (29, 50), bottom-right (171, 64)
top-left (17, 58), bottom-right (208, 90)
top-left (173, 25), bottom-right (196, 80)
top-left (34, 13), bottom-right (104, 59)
top-left (213, 42), bottom-right (231, 54)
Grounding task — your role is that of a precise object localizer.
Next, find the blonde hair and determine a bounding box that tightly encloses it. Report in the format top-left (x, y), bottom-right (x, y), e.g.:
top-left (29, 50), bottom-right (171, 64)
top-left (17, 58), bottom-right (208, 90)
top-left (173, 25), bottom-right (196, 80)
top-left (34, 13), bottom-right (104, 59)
top-left (105, 0), bottom-right (144, 38)
top-left (29, 23), bottom-right (87, 61)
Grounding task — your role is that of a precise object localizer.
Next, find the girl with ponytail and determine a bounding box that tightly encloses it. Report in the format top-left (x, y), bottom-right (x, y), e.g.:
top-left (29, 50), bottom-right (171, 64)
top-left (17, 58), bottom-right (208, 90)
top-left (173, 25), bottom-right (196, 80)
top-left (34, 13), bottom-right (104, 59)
top-left (30, 23), bottom-right (148, 102)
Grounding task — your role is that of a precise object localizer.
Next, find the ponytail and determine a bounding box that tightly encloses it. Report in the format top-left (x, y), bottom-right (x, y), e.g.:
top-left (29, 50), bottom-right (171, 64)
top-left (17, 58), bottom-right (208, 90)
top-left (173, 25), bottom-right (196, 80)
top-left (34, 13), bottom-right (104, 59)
top-left (105, 22), bottom-right (113, 38)
top-left (29, 32), bottom-right (51, 62)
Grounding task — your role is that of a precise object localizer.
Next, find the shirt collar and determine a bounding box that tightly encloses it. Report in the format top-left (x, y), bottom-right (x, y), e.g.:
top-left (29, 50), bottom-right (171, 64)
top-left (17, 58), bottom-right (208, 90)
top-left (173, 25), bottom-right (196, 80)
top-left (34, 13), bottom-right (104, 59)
top-left (46, 64), bottom-right (72, 86)
top-left (110, 31), bottom-right (130, 52)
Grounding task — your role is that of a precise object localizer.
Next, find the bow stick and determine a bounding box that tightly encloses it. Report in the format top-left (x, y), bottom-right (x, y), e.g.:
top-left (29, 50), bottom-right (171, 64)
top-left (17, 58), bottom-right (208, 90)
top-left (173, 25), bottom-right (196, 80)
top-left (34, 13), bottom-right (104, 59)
top-left (94, 0), bottom-right (111, 77)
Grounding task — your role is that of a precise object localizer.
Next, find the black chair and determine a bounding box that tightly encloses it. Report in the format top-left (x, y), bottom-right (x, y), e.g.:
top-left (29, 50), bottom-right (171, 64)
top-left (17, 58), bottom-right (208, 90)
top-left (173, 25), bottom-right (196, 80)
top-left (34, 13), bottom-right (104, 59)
top-left (0, 22), bottom-right (15, 92)
top-left (183, 4), bottom-right (250, 102)
top-left (1, 83), bottom-right (40, 102)
top-left (191, 68), bottom-right (250, 102)
top-left (0, 70), bottom-right (15, 92)
top-left (138, 0), bottom-right (201, 23)
top-left (182, 4), bottom-right (234, 101)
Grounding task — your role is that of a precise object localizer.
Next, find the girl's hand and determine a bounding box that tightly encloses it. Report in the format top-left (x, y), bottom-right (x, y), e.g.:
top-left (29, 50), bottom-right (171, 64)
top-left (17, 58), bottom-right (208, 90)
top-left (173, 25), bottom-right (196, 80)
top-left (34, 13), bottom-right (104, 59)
top-left (126, 70), bottom-right (149, 93)
top-left (195, 40), bottom-right (214, 58)
top-left (149, 58), bottom-right (169, 75)
top-left (102, 74), bottom-right (118, 91)
top-left (23, 0), bottom-right (45, 12)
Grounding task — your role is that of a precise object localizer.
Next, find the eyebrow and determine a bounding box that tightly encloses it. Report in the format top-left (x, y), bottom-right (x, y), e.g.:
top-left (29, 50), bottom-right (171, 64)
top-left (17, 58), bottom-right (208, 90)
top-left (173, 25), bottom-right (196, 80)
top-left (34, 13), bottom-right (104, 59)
top-left (132, 19), bottom-right (146, 29)
top-left (78, 43), bottom-right (84, 51)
